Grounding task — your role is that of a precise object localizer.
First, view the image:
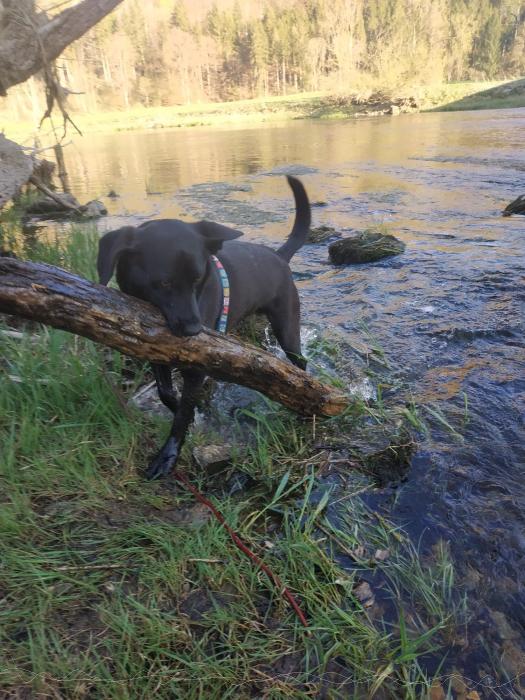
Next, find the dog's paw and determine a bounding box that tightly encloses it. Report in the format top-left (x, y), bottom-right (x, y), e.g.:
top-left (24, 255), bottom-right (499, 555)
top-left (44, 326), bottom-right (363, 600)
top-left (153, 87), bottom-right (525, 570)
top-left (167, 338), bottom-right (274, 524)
top-left (145, 437), bottom-right (180, 480)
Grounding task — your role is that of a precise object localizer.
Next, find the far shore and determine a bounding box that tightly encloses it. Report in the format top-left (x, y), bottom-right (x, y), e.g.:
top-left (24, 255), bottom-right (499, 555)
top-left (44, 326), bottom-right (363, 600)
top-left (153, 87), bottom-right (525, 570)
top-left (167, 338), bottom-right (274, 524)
top-left (2, 79), bottom-right (524, 143)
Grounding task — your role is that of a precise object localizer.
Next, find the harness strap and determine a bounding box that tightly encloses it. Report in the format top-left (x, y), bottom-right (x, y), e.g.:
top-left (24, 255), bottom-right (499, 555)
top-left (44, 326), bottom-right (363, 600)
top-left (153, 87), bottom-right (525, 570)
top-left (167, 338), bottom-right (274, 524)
top-left (211, 255), bottom-right (230, 333)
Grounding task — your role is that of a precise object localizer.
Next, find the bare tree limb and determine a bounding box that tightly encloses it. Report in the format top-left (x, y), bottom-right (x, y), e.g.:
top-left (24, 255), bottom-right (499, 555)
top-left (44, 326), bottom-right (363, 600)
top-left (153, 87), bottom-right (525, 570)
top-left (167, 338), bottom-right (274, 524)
top-left (0, 0), bottom-right (123, 96)
top-left (0, 258), bottom-right (349, 418)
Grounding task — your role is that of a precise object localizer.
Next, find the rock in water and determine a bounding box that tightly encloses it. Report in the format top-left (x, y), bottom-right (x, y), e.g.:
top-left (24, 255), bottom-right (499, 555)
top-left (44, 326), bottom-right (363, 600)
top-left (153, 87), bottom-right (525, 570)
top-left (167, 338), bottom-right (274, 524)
top-left (80, 200), bottom-right (108, 218)
top-left (329, 228), bottom-right (405, 264)
top-left (307, 225), bottom-right (340, 243)
top-left (502, 194), bottom-right (525, 217)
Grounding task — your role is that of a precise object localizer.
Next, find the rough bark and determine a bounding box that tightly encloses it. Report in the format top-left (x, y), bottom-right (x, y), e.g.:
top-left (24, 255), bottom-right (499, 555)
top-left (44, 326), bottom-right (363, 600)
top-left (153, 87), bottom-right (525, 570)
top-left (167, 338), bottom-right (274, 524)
top-left (0, 258), bottom-right (348, 417)
top-left (0, 0), bottom-right (123, 95)
top-left (0, 135), bottom-right (34, 208)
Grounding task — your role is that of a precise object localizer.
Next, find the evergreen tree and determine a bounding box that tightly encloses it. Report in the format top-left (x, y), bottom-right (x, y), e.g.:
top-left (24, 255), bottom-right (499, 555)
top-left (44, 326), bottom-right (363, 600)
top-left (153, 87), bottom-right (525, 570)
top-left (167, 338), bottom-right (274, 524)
top-left (171, 1), bottom-right (190, 33)
top-left (473, 8), bottom-right (504, 77)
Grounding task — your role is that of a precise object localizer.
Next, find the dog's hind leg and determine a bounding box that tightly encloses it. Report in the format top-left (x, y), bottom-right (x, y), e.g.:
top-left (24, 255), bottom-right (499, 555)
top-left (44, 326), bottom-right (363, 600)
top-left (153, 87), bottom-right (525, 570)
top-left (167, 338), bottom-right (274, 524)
top-left (151, 363), bottom-right (178, 413)
top-left (266, 286), bottom-right (307, 371)
top-left (146, 369), bottom-right (205, 480)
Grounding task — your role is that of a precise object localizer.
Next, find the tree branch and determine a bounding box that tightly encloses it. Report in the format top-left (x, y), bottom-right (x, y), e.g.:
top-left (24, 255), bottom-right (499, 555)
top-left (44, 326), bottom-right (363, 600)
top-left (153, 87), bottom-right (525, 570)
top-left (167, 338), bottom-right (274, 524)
top-left (0, 0), bottom-right (123, 95)
top-left (0, 258), bottom-right (348, 417)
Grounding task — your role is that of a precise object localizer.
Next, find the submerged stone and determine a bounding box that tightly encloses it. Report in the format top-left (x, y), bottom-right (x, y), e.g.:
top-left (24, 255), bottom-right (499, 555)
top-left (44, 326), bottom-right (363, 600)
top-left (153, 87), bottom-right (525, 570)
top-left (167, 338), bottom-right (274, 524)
top-left (328, 228), bottom-right (405, 264)
top-left (348, 423), bottom-right (413, 487)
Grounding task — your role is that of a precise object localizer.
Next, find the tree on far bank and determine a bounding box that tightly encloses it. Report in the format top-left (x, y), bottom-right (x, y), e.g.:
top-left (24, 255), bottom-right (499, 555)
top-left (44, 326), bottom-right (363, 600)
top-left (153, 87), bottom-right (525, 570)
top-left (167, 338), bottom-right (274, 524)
top-left (1, 0), bottom-right (525, 121)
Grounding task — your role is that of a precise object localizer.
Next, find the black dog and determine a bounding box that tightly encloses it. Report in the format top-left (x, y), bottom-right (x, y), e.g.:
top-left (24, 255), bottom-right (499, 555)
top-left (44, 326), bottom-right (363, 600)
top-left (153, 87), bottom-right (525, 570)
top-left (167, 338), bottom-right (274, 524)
top-left (97, 175), bottom-right (311, 479)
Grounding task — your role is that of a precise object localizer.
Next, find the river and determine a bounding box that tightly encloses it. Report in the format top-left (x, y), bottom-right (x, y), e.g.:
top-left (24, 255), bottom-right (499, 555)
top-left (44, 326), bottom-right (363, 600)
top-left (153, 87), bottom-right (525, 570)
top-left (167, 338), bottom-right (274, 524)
top-left (53, 108), bottom-right (525, 692)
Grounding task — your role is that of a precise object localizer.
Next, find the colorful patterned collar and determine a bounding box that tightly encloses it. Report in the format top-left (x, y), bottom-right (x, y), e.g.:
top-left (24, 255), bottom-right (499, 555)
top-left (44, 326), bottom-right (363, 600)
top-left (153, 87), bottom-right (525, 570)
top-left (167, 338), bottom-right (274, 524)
top-left (211, 255), bottom-right (230, 333)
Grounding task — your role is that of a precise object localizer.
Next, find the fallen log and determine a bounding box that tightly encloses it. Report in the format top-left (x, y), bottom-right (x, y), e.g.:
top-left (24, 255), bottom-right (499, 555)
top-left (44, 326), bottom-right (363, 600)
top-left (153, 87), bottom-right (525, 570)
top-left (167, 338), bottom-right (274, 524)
top-left (0, 258), bottom-right (348, 417)
top-left (28, 175), bottom-right (82, 214)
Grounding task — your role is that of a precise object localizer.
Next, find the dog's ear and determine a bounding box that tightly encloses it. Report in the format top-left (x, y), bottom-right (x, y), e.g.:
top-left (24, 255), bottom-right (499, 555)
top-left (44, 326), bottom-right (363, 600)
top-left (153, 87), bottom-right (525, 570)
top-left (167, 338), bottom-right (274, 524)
top-left (195, 221), bottom-right (243, 254)
top-left (97, 226), bottom-right (137, 285)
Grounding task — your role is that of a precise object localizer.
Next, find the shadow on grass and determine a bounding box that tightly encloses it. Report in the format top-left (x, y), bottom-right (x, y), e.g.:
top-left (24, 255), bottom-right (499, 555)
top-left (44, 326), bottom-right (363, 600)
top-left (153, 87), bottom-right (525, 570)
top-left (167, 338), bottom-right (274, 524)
top-left (430, 77), bottom-right (525, 112)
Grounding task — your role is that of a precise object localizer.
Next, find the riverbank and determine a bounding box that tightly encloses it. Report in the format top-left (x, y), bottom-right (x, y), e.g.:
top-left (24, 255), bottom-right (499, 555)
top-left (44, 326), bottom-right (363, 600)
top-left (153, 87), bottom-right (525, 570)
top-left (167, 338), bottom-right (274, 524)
top-left (2, 79), bottom-right (523, 143)
top-left (0, 214), bottom-right (467, 698)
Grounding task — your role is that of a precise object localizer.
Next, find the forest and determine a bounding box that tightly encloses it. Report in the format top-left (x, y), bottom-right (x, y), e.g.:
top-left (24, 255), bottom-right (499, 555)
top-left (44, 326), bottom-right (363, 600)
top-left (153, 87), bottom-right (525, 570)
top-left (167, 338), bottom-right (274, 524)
top-left (2, 0), bottom-right (524, 121)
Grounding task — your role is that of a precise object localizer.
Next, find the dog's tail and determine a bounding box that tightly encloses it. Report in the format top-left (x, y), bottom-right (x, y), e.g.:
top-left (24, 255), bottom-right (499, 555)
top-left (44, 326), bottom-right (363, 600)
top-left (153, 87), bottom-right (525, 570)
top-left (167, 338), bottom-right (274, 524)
top-left (276, 175), bottom-right (311, 263)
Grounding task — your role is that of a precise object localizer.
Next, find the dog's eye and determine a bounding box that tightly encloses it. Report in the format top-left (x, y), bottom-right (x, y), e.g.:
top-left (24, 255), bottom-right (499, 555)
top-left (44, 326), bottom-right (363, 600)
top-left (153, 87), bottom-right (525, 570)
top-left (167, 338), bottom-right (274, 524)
top-left (151, 280), bottom-right (172, 291)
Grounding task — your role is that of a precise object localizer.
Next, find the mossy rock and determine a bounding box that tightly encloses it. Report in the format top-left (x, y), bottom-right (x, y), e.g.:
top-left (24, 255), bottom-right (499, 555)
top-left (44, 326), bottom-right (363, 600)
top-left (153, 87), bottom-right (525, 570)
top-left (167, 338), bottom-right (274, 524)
top-left (328, 228), bottom-right (405, 264)
top-left (502, 194), bottom-right (525, 216)
top-left (357, 430), bottom-right (414, 487)
top-left (308, 225), bottom-right (340, 243)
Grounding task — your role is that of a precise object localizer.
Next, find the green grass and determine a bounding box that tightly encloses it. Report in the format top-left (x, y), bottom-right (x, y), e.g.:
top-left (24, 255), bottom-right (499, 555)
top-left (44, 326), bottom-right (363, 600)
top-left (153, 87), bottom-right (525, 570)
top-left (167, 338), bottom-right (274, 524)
top-left (422, 79), bottom-right (525, 112)
top-left (3, 79), bottom-right (523, 142)
top-left (1, 92), bottom-right (331, 141)
top-left (0, 222), bottom-right (463, 698)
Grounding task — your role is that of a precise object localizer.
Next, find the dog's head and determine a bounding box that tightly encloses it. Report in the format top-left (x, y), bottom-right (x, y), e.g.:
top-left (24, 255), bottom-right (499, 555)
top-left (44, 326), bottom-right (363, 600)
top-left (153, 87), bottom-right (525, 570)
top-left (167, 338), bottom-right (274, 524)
top-left (97, 220), bottom-right (242, 336)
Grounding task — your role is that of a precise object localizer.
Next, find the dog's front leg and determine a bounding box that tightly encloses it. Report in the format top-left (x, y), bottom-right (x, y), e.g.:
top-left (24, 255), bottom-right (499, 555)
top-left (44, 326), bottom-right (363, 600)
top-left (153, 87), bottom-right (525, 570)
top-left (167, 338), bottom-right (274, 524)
top-left (146, 369), bottom-right (204, 480)
top-left (151, 363), bottom-right (179, 413)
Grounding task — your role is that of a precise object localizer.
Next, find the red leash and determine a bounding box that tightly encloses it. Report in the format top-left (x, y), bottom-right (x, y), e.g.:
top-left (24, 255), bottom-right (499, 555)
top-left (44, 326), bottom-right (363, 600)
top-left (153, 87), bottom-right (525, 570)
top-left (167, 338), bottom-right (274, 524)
top-left (173, 469), bottom-right (309, 629)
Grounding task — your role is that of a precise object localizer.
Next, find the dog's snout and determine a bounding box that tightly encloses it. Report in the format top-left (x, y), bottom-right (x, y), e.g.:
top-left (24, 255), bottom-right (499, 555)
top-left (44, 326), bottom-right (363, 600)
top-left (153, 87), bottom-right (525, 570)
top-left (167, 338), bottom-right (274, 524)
top-left (166, 316), bottom-right (202, 337)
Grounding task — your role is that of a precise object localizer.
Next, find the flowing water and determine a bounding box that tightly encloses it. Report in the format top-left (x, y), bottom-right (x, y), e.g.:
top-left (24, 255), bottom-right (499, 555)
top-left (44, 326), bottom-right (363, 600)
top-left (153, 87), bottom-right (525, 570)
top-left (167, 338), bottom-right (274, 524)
top-left (39, 109), bottom-right (525, 691)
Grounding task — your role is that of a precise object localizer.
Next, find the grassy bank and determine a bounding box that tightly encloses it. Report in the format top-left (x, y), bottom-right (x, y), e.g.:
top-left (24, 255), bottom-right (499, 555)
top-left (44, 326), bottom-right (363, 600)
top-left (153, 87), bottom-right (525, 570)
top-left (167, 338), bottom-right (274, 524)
top-left (2, 79), bottom-right (523, 142)
top-left (2, 92), bottom-right (329, 142)
top-left (0, 218), bottom-right (465, 698)
top-left (421, 78), bottom-right (525, 112)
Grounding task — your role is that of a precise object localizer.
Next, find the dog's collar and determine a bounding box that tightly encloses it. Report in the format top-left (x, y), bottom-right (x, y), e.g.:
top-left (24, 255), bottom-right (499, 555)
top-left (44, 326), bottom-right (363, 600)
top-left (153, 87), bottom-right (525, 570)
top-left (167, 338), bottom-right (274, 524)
top-left (211, 255), bottom-right (230, 333)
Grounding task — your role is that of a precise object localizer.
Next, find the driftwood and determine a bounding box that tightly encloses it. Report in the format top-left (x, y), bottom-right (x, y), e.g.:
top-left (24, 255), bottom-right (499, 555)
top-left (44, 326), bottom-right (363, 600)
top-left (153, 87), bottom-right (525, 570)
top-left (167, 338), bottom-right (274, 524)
top-left (0, 258), bottom-right (348, 417)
